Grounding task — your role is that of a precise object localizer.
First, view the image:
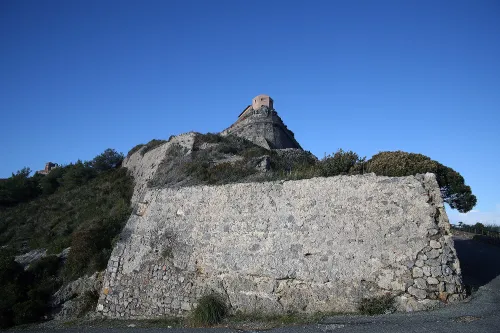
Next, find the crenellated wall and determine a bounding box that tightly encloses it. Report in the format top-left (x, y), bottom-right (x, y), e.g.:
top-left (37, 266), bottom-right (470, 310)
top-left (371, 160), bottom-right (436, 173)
top-left (97, 173), bottom-right (465, 318)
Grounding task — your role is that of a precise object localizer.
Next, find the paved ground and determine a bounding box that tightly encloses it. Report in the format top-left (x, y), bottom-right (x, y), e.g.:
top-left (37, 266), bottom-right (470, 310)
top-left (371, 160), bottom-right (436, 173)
top-left (454, 236), bottom-right (500, 288)
top-left (10, 237), bottom-right (500, 333)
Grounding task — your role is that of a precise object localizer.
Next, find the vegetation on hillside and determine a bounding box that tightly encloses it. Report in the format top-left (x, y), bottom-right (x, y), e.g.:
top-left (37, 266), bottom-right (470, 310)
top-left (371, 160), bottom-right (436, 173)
top-left (148, 134), bottom-right (476, 213)
top-left (0, 149), bottom-right (133, 327)
top-left (0, 251), bottom-right (62, 327)
top-left (0, 133), bottom-right (478, 328)
top-left (453, 222), bottom-right (500, 247)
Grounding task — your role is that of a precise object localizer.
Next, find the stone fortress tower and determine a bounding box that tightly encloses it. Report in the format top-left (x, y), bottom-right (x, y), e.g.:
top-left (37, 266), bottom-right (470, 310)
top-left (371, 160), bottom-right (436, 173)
top-left (220, 94), bottom-right (302, 150)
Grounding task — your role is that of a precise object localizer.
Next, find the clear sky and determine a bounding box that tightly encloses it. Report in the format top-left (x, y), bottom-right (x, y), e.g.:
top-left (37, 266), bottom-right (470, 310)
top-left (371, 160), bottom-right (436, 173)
top-left (1, 0), bottom-right (499, 225)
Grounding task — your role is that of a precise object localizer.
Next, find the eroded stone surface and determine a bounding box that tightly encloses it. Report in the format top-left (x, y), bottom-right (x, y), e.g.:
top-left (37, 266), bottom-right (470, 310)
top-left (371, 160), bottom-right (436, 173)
top-left (122, 132), bottom-right (196, 203)
top-left (97, 173), bottom-right (465, 318)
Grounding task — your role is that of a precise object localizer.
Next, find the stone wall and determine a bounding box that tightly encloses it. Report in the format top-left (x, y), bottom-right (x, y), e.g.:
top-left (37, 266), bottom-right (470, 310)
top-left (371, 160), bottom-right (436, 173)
top-left (97, 173), bottom-right (465, 318)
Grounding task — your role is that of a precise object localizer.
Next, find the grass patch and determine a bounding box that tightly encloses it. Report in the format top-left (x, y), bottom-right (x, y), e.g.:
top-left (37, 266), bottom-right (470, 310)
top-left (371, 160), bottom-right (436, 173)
top-left (190, 294), bottom-right (227, 326)
top-left (358, 294), bottom-right (394, 315)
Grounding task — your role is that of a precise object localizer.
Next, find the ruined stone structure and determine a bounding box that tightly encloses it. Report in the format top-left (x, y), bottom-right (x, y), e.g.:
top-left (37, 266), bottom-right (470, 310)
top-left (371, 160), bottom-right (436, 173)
top-left (220, 95), bottom-right (302, 150)
top-left (97, 141), bottom-right (466, 318)
top-left (37, 162), bottom-right (58, 175)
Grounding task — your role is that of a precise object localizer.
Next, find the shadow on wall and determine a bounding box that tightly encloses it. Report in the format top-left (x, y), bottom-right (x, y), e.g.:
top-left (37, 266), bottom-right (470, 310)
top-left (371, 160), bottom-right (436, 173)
top-left (454, 238), bottom-right (500, 289)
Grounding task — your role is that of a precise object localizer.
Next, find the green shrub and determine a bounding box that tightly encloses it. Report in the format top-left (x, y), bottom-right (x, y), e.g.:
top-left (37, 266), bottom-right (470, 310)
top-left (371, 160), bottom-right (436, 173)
top-left (91, 149), bottom-right (124, 172)
top-left (39, 167), bottom-right (66, 195)
top-left (0, 167), bottom-right (133, 270)
top-left (61, 161), bottom-right (97, 190)
top-left (319, 149), bottom-right (364, 177)
top-left (0, 168), bottom-right (41, 207)
top-left (358, 294), bottom-right (394, 315)
top-left (63, 212), bottom-right (131, 281)
top-left (473, 235), bottom-right (500, 247)
top-left (0, 150), bottom-right (133, 327)
top-left (0, 251), bottom-right (63, 328)
top-left (79, 289), bottom-right (100, 317)
top-left (127, 144), bottom-right (145, 157)
top-left (141, 139), bottom-right (167, 156)
top-left (366, 151), bottom-right (477, 213)
top-left (12, 299), bottom-right (46, 325)
top-left (191, 294), bottom-right (227, 326)
top-left (28, 255), bottom-right (61, 280)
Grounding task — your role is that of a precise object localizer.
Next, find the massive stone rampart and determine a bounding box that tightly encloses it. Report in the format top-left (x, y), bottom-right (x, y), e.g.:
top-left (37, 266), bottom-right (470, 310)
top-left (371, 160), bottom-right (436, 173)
top-left (97, 173), bottom-right (465, 318)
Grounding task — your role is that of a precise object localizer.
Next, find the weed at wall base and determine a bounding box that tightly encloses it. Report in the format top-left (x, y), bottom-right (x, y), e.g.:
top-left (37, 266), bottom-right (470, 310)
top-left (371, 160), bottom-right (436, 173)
top-left (358, 294), bottom-right (395, 315)
top-left (190, 294), bottom-right (227, 326)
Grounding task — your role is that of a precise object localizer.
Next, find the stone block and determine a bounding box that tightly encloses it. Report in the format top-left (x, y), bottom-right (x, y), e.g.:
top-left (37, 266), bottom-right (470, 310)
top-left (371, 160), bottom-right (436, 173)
top-left (430, 240), bottom-right (441, 249)
top-left (414, 278), bottom-right (427, 289)
top-left (427, 277), bottom-right (439, 285)
top-left (408, 286), bottom-right (427, 300)
top-left (412, 267), bottom-right (424, 278)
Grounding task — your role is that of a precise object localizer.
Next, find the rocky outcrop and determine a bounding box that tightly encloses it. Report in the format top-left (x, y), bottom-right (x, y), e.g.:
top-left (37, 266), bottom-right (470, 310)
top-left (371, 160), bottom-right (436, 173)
top-left (221, 106), bottom-right (301, 150)
top-left (122, 132), bottom-right (196, 204)
top-left (97, 173), bottom-right (465, 318)
top-left (14, 249), bottom-right (47, 269)
top-left (52, 272), bottom-right (103, 320)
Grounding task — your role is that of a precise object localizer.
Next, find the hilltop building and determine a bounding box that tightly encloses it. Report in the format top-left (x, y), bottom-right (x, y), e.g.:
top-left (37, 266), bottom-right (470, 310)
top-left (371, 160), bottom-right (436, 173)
top-left (37, 162), bottom-right (58, 175)
top-left (220, 94), bottom-right (302, 150)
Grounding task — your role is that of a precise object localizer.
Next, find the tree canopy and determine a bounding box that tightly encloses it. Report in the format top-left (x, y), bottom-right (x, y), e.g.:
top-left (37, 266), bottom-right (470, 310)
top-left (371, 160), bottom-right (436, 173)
top-left (90, 148), bottom-right (124, 172)
top-left (365, 151), bottom-right (476, 213)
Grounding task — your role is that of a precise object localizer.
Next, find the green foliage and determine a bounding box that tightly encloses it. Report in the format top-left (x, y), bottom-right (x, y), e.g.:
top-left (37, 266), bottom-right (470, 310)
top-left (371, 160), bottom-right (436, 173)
top-left (12, 299), bottom-right (46, 325)
top-left (91, 148), bottom-right (124, 172)
top-left (141, 139), bottom-right (168, 156)
top-left (63, 211), bottom-right (131, 281)
top-left (150, 133), bottom-right (321, 187)
top-left (79, 289), bottom-right (100, 317)
top-left (149, 134), bottom-right (270, 188)
top-left (0, 167), bottom-right (133, 257)
top-left (473, 234), bottom-right (500, 247)
top-left (0, 165), bottom-right (132, 327)
top-left (474, 222), bottom-right (485, 230)
top-left (28, 255), bottom-right (61, 280)
top-left (485, 224), bottom-right (500, 233)
top-left (61, 161), bottom-right (97, 190)
top-left (0, 250), bottom-right (63, 328)
top-left (0, 148), bottom-right (133, 327)
top-left (39, 167), bottom-right (65, 195)
top-left (319, 149), bottom-right (365, 177)
top-left (191, 294), bottom-right (227, 326)
top-left (453, 222), bottom-right (500, 246)
top-left (358, 294), bottom-right (394, 315)
top-left (127, 144), bottom-right (145, 157)
top-left (150, 135), bottom-right (475, 212)
top-left (0, 168), bottom-right (41, 207)
top-left (366, 151), bottom-right (477, 213)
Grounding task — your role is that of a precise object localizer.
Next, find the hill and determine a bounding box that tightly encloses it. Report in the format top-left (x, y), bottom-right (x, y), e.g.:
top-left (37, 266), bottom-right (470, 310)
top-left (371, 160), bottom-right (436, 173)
top-left (0, 133), bottom-right (477, 328)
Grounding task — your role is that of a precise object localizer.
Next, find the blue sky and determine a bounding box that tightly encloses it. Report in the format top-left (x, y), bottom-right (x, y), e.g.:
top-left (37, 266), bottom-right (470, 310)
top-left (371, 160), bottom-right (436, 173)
top-left (1, 0), bottom-right (499, 225)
